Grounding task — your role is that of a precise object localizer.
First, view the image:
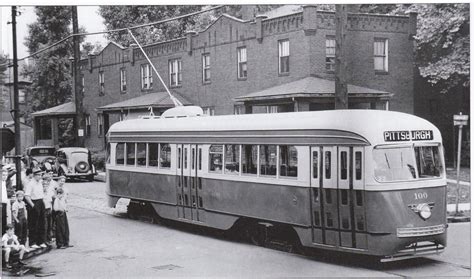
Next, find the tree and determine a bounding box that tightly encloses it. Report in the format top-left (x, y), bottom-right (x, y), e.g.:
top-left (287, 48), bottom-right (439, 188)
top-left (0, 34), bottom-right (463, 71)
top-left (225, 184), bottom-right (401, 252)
top-left (25, 6), bottom-right (73, 112)
top-left (392, 4), bottom-right (469, 93)
top-left (99, 5), bottom-right (282, 46)
top-left (0, 54), bottom-right (9, 110)
top-left (99, 5), bottom-right (204, 46)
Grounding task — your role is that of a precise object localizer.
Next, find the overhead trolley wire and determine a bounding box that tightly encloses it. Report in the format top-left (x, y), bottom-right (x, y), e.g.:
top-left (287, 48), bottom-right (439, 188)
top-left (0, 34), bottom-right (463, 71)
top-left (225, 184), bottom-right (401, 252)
top-left (1, 5), bottom-right (224, 67)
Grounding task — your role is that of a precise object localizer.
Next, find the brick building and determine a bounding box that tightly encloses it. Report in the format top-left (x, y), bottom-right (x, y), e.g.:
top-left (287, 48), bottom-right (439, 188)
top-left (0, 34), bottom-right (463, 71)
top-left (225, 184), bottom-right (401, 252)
top-left (78, 6), bottom-right (417, 151)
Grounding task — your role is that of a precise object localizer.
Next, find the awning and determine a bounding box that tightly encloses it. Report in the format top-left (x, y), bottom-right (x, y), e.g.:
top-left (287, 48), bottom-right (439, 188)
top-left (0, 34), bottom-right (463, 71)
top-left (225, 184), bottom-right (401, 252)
top-left (97, 92), bottom-right (193, 112)
top-left (31, 102), bottom-right (76, 118)
top-left (233, 76), bottom-right (393, 102)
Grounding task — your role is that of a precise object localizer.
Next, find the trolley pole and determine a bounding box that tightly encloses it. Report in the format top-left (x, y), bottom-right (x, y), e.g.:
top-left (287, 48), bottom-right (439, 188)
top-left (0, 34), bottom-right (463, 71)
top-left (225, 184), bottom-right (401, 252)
top-left (11, 6), bottom-right (22, 190)
top-left (453, 112), bottom-right (468, 215)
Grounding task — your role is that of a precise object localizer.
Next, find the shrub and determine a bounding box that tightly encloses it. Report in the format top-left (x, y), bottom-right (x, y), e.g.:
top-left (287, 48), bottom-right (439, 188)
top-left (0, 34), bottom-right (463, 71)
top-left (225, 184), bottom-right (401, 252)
top-left (91, 150), bottom-right (106, 171)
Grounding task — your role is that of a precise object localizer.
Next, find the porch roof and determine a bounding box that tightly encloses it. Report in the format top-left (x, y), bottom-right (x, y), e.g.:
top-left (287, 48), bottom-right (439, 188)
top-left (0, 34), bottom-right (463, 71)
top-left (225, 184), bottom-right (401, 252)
top-left (233, 76), bottom-right (393, 102)
top-left (31, 102), bottom-right (76, 118)
top-left (97, 92), bottom-right (192, 112)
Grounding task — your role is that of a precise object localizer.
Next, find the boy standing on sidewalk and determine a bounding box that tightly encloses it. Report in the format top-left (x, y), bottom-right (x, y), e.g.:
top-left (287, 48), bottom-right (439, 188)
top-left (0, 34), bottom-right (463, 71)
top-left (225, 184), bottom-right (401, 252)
top-left (12, 190), bottom-right (28, 246)
top-left (53, 188), bottom-right (72, 249)
top-left (43, 179), bottom-right (55, 245)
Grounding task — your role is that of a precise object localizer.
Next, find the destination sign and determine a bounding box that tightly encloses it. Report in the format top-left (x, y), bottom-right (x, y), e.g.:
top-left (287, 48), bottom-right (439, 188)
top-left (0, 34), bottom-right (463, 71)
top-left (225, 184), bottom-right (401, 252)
top-left (384, 130), bottom-right (433, 142)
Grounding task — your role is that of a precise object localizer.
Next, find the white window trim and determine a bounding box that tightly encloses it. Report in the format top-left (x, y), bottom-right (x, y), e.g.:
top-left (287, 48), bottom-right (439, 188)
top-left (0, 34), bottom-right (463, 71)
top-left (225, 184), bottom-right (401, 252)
top-left (141, 64), bottom-right (153, 89)
top-left (374, 38), bottom-right (388, 72)
top-left (278, 39), bottom-right (290, 74)
top-left (237, 47), bottom-right (247, 79)
top-left (169, 58), bottom-right (182, 87)
top-left (120, 68), bottom-right (127, 92)
top-left (202, 54), bottom-right (210, 83)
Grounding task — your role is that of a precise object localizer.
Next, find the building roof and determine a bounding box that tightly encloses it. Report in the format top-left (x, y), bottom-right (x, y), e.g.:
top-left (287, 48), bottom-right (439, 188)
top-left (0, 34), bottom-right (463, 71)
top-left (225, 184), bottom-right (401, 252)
top-left (97, 92), bottom-right (193, 111)
top-left (233, 76), bottom-right (393, 102)
top-left (261, 5), bottom-right (303, 19)
top-left (31, 102), bottom-right (76, 118)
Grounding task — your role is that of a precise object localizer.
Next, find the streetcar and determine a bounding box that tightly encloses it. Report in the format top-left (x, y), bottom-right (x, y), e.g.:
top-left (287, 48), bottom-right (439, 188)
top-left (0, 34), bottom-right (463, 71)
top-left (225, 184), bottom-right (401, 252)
top-left (106, 106), bottom-right (447, 262)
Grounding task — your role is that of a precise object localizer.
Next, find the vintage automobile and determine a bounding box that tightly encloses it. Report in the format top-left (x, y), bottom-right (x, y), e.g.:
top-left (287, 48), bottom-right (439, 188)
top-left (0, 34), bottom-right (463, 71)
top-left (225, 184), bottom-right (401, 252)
top-left (55, 147), bottom-right (97, 181)
top-left (24, 146), bottom-right (57, 171)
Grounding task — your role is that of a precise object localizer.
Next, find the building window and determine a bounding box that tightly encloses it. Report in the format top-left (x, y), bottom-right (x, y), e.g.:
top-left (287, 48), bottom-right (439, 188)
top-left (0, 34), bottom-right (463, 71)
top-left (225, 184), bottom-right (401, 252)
top-left (234, 105), bottom-right (244, 115)
top-left (81, 75), bottom-right (85, 94)
top-left (18, 90), bottom-right (25, 104)
top-left (203, 107), bottom-right (215, 116)
top-left (266, 105), bottom-right (279, 113)
top-left (85, 115), bottom-right (91, 137)
top-left (202, 53), bottom-right (210, 83)
top-left (98, 71), bottom-right (105, 95)
top-left (120, 68), bottom-right (127, 92)
top-left (278, 39), bottom-right (290, 74)
top-left (97, 113), bottom-right (103, 137)
top-left (169, 58), bottom-right (182, 87)
top-left (237, 47), bottom-right (247, 79)
top-left (374, 38), bottom-right (388, 72)
top-left (141, 64), bottom-right (153, 89)
top-left (326, 36), bottom-right (335, 72)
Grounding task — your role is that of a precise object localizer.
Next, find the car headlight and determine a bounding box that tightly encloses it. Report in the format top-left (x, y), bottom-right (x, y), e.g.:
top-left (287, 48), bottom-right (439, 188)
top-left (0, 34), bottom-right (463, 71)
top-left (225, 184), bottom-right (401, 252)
top-left (416, 203), bottom-right (432, 220)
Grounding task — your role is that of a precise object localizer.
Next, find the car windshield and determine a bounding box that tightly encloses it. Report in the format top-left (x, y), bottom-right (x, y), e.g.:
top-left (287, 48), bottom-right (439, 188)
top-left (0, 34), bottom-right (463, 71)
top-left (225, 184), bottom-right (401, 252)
top-left (373, 145), bottom-right (443, 182)
top-left (30, 148), bottom-right (55, 157)
top-left (71, 151), bottom-right (88, 162)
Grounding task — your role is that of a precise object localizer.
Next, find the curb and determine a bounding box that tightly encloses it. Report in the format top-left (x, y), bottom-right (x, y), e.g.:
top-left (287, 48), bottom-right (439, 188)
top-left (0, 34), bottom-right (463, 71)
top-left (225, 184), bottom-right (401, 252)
top-left (446, 179), bottom-right (470, 186)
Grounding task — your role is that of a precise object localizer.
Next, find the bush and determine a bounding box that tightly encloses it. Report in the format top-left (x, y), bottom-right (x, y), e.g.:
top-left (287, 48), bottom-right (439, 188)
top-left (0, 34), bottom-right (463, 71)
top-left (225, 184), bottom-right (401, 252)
top-left (91, 150), bottom-right (106, 171)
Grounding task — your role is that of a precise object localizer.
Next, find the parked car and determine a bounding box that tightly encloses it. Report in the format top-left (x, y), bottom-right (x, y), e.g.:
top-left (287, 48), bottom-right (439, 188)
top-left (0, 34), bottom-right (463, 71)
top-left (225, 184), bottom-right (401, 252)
top-left (25, 146), bottom-right (57, 171)
top-left (55, 147), bottom-right (97, 182)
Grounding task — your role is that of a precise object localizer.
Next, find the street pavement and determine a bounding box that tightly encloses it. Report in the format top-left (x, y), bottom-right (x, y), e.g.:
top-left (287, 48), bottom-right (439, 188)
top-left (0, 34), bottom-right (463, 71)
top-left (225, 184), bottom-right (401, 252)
top-left (3, 180), bottom-right (471, 278)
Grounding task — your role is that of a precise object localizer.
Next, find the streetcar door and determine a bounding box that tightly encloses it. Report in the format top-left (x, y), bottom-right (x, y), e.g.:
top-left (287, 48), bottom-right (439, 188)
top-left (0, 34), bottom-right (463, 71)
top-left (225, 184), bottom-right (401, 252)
top-left (310, 146), bottom-right (339, 246)
top-left (321, 146), bottom-right (338, 246)
top-left (176, 144), bottom-right (185, 219)
top-left (337, 146), bottom-right (367, 250)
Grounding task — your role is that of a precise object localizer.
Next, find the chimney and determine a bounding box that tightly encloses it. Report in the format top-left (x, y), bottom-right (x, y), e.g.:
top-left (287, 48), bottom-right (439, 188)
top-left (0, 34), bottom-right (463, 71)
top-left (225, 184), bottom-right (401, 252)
top-left (408, 12), bottom-right (417, 40)
top-left (185, 30), bottom-right (197, 55)
top-left (129, 44), bottom-right (137, 66)
top-left (255, 14), bottom-right (267, 43)
top-left (303, 5), bottom-right (318, 35)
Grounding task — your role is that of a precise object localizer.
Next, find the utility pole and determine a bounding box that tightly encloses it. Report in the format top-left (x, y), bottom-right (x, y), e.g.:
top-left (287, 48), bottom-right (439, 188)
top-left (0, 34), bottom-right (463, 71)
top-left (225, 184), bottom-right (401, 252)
top-left (72, 6), bottom-right (84, 147)
top-left (335, 5), bottom-right (348, 109)
top-left (11, 6), bottom-right (22, 189)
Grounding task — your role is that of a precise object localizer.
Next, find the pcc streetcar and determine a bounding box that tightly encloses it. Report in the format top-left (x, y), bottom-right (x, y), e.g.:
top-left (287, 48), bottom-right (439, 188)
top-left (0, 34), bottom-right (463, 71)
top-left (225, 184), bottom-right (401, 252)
top-left (106, 107), bottom-right (447, 262)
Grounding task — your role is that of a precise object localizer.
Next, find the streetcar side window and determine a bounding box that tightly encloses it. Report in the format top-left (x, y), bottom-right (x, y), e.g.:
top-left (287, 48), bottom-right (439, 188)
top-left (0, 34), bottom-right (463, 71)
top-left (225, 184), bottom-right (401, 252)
top-left (148, 143), bottom-right (159, 167)
top-left (340, 151), bottom-right (348, 180)
top-left (136, 143), bottom-right (147, 167)
top-left (126, 143), bottom-right (135, 166)
top-left (209, 145), bottom-right (223, 173)
top-left (116, 143), bottom-right (125, 165)
top-left (312, 151), bottom-right (318, 179)
top-left (260, 145), bottom-right (277, 176)
top-left (279, 145), bottom-right (297, 178)
top-left (242, 145), bottom-right (258, 175)
top-left (324, 151), bottom-right (331, 179)
top-left (160, 143), bottom-right (171, 168)
top-left (355, 151), bottom-right (362, 180)
top-left (225, 145), bottom-right (240, 175)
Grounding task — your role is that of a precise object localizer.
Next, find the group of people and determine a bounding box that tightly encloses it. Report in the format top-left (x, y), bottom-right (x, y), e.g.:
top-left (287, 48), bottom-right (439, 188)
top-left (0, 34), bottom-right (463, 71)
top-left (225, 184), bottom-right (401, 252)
top-left (1, 163), bottom-right (71, 269)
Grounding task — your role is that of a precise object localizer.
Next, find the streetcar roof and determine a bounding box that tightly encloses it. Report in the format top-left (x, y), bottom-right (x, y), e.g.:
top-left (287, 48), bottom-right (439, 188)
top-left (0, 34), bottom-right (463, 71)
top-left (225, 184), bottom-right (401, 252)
top-left (108, 109), bottom-right (442, 145)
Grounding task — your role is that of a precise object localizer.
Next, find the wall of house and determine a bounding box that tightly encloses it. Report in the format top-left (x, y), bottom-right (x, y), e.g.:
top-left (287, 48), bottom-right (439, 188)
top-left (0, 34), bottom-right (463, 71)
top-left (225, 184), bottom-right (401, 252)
top-left (80, 7), bottom-right (416, 151)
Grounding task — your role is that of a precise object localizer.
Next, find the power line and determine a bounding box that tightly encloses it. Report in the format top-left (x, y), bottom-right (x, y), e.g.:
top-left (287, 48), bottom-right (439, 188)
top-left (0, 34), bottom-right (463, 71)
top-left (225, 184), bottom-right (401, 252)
top-left (1, 5), bottom-right (224, 67)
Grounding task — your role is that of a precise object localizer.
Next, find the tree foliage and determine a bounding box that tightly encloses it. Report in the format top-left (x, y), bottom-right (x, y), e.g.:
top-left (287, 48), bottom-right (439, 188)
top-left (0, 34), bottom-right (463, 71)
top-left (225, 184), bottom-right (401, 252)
top-left (25, 6), bottom-right (73, 112)
top-left (394, 4), bottom-right (469, 93)
top-left (0, 54), bottom-right (8, 110)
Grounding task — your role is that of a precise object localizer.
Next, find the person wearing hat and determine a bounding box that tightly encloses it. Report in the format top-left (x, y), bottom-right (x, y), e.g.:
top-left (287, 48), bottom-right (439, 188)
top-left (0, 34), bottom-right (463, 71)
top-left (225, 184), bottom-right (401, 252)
top-left (24, 168), bottom-right (47, 249)
top-left (12, 190), bottom-right (28, 246)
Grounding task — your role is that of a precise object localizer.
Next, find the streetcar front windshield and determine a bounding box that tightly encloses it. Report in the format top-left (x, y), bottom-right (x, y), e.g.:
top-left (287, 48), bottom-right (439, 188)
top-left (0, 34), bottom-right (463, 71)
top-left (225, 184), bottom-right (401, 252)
top-left (373, 145), bottom-right (443, 182)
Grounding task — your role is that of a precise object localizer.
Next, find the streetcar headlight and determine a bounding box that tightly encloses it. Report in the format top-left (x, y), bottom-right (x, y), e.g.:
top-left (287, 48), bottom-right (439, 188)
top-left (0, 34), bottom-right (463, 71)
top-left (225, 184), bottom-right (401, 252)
top-left (416, 203), bottom-right (432, 220)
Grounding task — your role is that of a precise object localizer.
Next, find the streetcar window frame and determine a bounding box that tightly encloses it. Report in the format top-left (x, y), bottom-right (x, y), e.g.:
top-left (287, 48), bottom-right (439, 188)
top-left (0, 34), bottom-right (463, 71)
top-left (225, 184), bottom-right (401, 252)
top-left (224, 144), bottom-right (240, 175)
top-left (126, 143), bottom-right (136, 166)
top-left (136, 143), bottom-right (147, 167)
top-left (160, 143), bottom-right (172, 169)
top-left (242, 144), bottom-right (258, 175)
top-left (148, 143), bottom-right (159, 167)
top-left (259, 145), bottom-right (277, 177)
top-left (116, 143), bottom-right (125, 165)
top-left (209, 144), bottom-right (224, 173)
top-left (279, 145), bottom-right (298, 178)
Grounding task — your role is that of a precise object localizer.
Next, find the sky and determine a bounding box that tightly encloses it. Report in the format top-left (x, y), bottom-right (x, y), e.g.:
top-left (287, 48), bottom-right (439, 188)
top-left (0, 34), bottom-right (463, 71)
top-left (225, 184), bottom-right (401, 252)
top-left (0, 6), bottom-right (108, 59)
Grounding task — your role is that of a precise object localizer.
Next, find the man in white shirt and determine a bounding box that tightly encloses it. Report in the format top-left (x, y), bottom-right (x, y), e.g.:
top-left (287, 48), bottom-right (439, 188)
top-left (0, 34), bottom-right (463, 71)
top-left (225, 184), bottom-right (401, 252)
top-left (24, 168), bottom-right (47, 249)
